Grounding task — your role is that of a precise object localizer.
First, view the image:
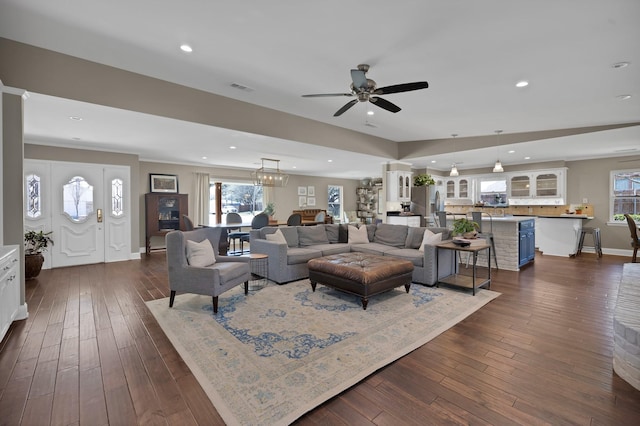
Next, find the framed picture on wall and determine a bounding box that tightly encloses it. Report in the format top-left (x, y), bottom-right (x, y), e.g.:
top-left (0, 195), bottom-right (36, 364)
top-left (150, 174), bottom-right (178, 193)
top-left (307, 197), bottom-right (316, 206)
top-left (298, 186), bottom-right (307, 196)
top-left (307, 186), bottom-right (315, 196)
top-left (299, 196), bottom-right (307, 206)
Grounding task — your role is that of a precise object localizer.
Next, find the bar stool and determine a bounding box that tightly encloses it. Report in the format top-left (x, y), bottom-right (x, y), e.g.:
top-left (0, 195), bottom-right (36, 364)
top-left (576, 227), bottom-right (602, 257)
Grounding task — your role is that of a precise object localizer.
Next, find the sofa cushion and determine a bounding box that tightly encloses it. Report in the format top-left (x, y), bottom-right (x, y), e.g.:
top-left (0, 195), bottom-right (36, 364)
top-left (265, 228), bottom-right (287, 244)
top-left (426, 226), bottom-right (452, 241)
top-left (298, 225), bottom-right (330, 247)
top-left (348, 225), bottom-right (369, 244)
top-left (310, 243), bottom-right (351, 256)
top-left (365, 224), bottom-right (377, 242)
top-left (286, 247), bottom-right (322, 264)
top-left (279, 226), bottom-right (299, 247)
top-left (350, 242), bottom-right (398, 256)
top-left (419, 229), bottom-right (443, 252)
top-left (405, 226), bottom-right (427, 249)
top-left (385, 248), bottom-right (424, 267)
top-left (186, 239), bottom-right (216, 267)
top-left (325, 224), bottom-right (340, 243)
top-left (374, 223), bottom-right (408, 248)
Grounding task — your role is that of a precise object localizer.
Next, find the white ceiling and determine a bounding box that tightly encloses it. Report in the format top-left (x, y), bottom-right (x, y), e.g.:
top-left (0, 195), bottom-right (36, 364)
top-left (1, 0), bottom-right (639, 178)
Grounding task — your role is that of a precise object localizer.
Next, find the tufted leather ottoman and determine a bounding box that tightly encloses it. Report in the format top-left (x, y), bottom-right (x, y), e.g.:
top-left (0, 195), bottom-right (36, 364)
top-left (307, 252), bottom-right (414, 310)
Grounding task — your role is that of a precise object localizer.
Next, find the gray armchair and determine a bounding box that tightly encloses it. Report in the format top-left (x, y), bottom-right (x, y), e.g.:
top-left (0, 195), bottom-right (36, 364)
top-left (166, 227), bottom-right (250, 313)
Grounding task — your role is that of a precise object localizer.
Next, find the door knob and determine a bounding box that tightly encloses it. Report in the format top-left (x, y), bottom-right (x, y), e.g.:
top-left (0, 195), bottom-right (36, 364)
top-left (97, 209), bottom-right (103, 223)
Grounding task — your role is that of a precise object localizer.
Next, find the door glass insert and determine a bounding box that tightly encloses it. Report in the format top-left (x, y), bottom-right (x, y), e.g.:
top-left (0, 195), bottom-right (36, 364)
top-left (63, 176), bottom-right (94, 222)
top-left (111, 178), bottom-right (124, 217)
top-left (26, 174), bottom-right (42, 218)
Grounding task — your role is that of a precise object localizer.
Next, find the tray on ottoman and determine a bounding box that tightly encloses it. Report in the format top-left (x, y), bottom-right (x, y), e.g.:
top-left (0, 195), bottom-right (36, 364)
top-left (307, 252), bottom-right (414, 310)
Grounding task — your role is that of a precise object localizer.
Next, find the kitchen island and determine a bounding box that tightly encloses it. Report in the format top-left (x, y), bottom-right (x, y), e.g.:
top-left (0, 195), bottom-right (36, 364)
top-left (535, 215), bottom-right (593, 257)
top-left (441, 214), bottom-right (536, 271)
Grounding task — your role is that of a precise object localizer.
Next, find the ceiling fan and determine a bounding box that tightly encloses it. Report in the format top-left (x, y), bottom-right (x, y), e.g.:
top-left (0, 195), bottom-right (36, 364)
top-left (302, 64), bottom-right (428, 117)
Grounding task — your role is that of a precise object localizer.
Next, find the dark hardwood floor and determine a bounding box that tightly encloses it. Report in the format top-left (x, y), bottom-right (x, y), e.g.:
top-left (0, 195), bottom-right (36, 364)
top-left (1, 251), bottom-right (639, 425)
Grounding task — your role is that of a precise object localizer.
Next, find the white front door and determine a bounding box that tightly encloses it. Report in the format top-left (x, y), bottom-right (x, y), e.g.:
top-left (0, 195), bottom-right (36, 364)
top-left (25, 160), bottom-right (131, 268)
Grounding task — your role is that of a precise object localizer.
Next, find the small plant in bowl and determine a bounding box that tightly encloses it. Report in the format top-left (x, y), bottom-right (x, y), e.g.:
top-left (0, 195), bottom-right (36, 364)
top-left (452, 218), bottom-right (479, 238)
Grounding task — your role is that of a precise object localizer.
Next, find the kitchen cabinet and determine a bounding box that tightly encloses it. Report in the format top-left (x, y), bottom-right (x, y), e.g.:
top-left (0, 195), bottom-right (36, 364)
top-left (508, 168), bottom-right (566, 205)
top-left (387, 171), bottom-right (412, 202)
top-left (145, 193), bottom-right (188, 254)
top-left (518, 219), bottom-right (535, 267)
top-left (0, 245), bottom-right (20, 342)
top-left (444, 177), bottom-right (473, 202)
top-left (387, 215), bottom-right (421, 227)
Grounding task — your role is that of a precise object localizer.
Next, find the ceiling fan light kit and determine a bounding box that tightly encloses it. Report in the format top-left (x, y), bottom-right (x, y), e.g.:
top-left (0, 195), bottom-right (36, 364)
top-left (302, 64), bottom-right (428, 117)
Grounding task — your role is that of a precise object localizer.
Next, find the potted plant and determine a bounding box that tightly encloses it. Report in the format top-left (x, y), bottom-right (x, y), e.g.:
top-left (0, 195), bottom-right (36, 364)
top-left (24, 230), bottom-right (54, 280)
top-left (452, 218), bottom-right (479, 238)
top-left (574, 206), bottom-right (584, 214)
top-left (262, 202), bottom-right (277, 224)
top-left (413, 173), bottom-right (435, 187)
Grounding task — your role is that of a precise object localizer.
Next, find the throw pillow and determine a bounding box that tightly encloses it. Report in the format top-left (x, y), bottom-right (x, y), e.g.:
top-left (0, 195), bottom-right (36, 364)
top-left (418, 229), bottom-right (443, 252)
top-left (265, 228), bottom-right (287, 244)
top-left (186, 239), bottom-right (216, 267)
top-left (348, 225), bottom-right (369, 244)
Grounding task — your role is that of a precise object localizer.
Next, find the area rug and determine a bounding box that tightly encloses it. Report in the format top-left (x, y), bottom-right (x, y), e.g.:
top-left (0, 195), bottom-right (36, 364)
top-left (146, 280), bottom-right (499, 425)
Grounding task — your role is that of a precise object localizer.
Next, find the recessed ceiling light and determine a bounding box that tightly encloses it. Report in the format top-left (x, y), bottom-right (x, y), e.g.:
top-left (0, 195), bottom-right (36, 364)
top-left (431, 160), bottom-right (437, 163)
top-left (201, 156), bottom-right (207, 160)
top-left (515, 81), bottom-right (529, 88)
top-left (612, 62), bottom-right (629, 69)
top-left (327, 160), bottom-right (333, 163)
top-left (508, 150), bottom-right (515, 154)
top-left (616, 94), bottom-right (632, 100)
top-left (367, 110), bottom-right (374, 116)
top-left (69, 116), bottom-right (82, 121)
top-left (180, 44), bottom-right (193, 53)
top-left (292, 166), bottom-right (297, 169)
top-left (229, 146), bottom-right (236, 149)
top-left (524, 156), bottom-right (531, 160)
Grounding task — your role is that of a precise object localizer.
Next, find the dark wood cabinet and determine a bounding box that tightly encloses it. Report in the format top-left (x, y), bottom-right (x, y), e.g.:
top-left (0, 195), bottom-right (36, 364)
top-left (145, 193), bottom-right (188, 254)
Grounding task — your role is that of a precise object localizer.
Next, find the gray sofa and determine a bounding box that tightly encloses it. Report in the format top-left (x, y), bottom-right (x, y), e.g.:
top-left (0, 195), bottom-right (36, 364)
top-left (250, 223), bottom-right (457, 285)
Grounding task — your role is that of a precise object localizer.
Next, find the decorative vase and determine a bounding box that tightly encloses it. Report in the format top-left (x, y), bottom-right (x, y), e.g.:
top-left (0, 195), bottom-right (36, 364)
top-left (25, 253), bottom-right (45, 280)
top-left (463, 231), bottom-right (478, 239)
top-left (575, 209), bottom-right (583, 215)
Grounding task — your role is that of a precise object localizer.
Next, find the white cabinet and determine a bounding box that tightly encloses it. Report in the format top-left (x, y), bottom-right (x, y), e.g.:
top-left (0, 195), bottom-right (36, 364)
top-left (387, 215), bottom-right (421, 227)
top-left (0, 245), bottom-right (20, 342)
top-left (444, 177), bottom-right (473, 202)
top-left (387, 171), bottom-right (412, 202)
top-left (508, 168), bottom-right (566, 205)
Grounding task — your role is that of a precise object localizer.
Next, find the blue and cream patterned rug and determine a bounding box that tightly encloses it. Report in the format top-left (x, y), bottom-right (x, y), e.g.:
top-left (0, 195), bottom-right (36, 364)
top-left (146, 280), bottom-right (499, 425)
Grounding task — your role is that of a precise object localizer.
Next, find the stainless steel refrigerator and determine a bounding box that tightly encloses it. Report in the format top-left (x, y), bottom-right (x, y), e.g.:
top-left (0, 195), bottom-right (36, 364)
top-left (410, 186), bottom-right (440, 226)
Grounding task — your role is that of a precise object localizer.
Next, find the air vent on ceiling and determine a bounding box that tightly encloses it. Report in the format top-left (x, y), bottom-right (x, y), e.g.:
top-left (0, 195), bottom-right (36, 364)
top-left (230, 82), bottom-right (254, 92)
top-left (364, 122), bottom-right (378, 128)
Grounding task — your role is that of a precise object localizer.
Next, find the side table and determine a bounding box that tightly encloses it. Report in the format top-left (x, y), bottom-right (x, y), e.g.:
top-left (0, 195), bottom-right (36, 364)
top-left (436, 241), bottom-right (491, 295)
top-left (241, 253), bottom-right (269, 290)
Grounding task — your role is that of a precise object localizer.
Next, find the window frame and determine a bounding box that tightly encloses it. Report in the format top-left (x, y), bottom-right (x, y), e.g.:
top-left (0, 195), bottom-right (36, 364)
top-left (328, 185), bottom-right (343, 223)
top-left (610, 169), bottom-right (640, 224)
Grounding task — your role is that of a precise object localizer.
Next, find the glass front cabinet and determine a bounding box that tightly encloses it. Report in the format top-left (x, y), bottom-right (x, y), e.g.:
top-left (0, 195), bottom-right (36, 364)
top-left (387, 171), bottom-right (412, 202)
top-left (508, 168), bottom-right (566, 205)
top-left (445, 177), bottom-right (472, 200)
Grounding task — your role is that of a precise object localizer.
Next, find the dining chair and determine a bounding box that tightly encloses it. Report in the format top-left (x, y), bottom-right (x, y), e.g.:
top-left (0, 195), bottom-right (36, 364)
top-left (287, 213), bottom-right (302, 226)
top-left (226, 212), bottom-right (244, 254)
top-left (624, 214), bottom-right (639, 262)
top-left (240, 213), bottom-right (270, 251)
top-left (182, 214), bottom-right (195, 231)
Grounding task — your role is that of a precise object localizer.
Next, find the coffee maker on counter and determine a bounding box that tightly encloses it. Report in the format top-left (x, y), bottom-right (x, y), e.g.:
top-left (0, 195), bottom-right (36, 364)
top-left (400, 202), bottom-right (411, 213)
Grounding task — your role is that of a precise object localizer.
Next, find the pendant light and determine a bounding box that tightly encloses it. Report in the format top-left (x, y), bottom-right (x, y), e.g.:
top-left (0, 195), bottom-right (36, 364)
top-left (449, 133), bottom-right (459, 176)
top-left (492, 130), bottom-right (504, 173)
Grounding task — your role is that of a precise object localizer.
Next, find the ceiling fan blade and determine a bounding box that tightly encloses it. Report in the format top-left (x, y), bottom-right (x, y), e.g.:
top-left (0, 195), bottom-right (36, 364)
top-left (302, 93), bottom-right (353, 98)
top-left (373, 81), bottom-right (428, 95)
top-left (333, 99), bottom-right (359, 117)
top-left (350, 69), bottom-right (368, 90)
top-left (370, 96), bottom-right (401, 113)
